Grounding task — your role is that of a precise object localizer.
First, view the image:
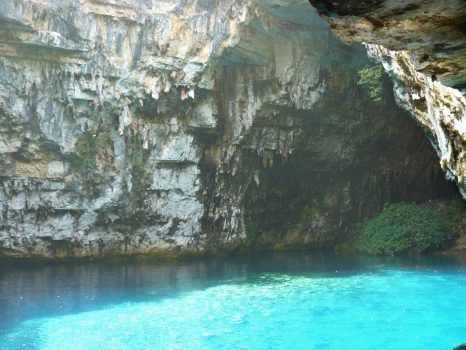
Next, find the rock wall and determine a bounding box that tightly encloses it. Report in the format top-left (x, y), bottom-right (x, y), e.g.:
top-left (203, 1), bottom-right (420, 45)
top-left (307, 0), bottom-right (466, 89)
top-left (366, 45), bottom-right (466, 198)
top-left (0, 0), bottom-right (456, 258)
top-left (308, 0), bottom-right (466, 197)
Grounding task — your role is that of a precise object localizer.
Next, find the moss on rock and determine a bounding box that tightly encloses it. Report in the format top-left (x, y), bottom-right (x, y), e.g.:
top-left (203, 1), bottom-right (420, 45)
top-left (357, 62), bottom-right (385, 103)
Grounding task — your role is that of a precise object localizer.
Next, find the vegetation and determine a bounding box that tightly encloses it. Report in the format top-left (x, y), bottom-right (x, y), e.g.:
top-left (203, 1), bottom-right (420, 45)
top-left (357, 62), bottom-right (384, 103)
top-left (70, 132), bottom-right (98, 169)
top-left (68, 128), bottom-right (146, 194)
top-left (356, 202), bottom-right (453, 256)
top-left (245, 221), bottom-right (259, 244)
top-left (66, 129), bottom-right (111, 194)
top-left (130, 137), bottom-right (145, 192)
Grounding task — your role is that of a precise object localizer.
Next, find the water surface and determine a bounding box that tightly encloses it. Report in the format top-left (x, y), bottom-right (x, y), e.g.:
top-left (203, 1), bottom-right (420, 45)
top-left (1, 253), bottom-right (465, 349)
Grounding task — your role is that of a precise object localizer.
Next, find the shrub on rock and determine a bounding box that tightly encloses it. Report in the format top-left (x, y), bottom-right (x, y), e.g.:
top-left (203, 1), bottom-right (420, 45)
top-left (357, 202), bottom-right (453, 255)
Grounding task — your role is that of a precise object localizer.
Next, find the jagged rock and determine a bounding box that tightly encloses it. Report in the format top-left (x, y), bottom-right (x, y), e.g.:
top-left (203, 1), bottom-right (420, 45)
top-left (307, 0), bottom-right (466, 89)
top-left (367, 45), bottom-right (466, 198)
top-left (0, 0), bottom-right (456, 258)
top-left (308, 0), bottom-right (466, 198)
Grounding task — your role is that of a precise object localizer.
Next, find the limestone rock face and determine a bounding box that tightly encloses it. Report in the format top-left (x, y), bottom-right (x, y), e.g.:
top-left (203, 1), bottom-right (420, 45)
top-left (367, 45), bottom-right (466, 198)
top-left (308, 0), bottom-right (466, 89)
top-left (0, 0), bottom-right (454, 258)
top-left (308, 0), bottom-right (466, 198)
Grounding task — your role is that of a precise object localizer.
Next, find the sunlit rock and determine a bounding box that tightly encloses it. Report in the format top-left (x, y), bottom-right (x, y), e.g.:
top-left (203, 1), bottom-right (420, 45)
top-left (0, 0), bottom-right (456, 258)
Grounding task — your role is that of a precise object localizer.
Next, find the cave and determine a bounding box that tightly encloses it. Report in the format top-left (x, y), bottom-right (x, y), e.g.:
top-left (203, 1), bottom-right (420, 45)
top-left (1, 0), bottom-right (466, 348)
top-left (0, 0), bottom-right (463, 257)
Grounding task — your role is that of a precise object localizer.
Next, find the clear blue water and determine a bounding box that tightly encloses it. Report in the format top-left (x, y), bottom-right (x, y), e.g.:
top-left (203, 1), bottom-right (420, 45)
top-left (1, 253), bottom-right (466, 349)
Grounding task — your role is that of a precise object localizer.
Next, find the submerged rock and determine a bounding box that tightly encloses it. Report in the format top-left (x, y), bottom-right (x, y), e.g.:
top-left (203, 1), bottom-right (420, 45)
top-left (0, 0), bottom-right (457, 258)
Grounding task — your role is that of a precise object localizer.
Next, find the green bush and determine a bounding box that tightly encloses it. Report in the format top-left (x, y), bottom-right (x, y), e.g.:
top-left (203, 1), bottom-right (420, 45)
top-left (356, 202), bottom-right (453, 256)
top-left (245, 221), bottom-right (259, 244)
top-left (357, 63), bottom-right (384, 103)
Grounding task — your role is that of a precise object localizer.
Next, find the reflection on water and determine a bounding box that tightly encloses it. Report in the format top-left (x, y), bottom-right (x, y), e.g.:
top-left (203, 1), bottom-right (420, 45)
top-left (1, 252), bottom-right (466, 349)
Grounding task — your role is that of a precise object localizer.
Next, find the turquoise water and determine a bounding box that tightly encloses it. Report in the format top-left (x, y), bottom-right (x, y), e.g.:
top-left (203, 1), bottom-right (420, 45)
top-left (1, 253), bottom-right (466, 349)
